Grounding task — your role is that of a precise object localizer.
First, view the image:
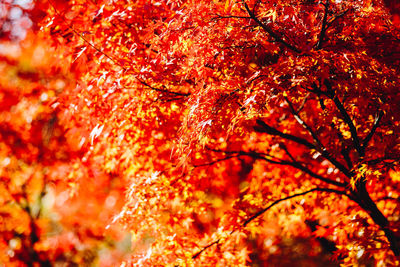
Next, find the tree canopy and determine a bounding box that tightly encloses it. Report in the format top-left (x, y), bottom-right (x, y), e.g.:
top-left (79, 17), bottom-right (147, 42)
top-left (1, 0), bottom-right (400, 265)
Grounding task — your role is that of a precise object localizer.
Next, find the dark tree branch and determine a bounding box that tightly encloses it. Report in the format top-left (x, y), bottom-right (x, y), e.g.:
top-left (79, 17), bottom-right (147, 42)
top-left (255, 119), bottom-right (315, 149)
top-left (327, 9), bottom-right (351, 28)
top-left (193, 187), bottom-right (347, 260)
top-left (308, 83), bottom-right (353, 168)
top-left (315, 7), bottom-right (351, 50)
top-left (135, 79), bottom-right (191, 97)
top-left (192, 155), bottom-right (239, 167)
top-left (192, 239), bottom-right (221, 259)
top-left (282, 160), bottom-right (346, 187)
top-left (246, 74), bottom-right (269, 84)
top-left (324, 80), bottom-right (362, 157)
top-left (205, 147), bottom-right (283, 165)
top-left (366, 156), bottom-right (400, 166)
top-left (297, 93), bottom-right (310, 113)
top-left (332, 95), bottom-right (361, 153)
top-left (335, 124), bottom-right (354, 169)
top-left (280, 143), bottom-right (296, 162)
top-left (360, 110), bottom-right (384, 157)
top-left (212, 14), bottom-right (251, 21)
top-left (351, 180), bottom-right (400, 256)
top-left (243, 188), bottom-right (347, 226)
top-left (306, 82), bottom-right (332, 98)
top-left (254, 119), bottom-right (352, 178)
top-left (18, 185), bottom-right (52, 267)
top-left (316, 0), bottom-right (330, 49)
top-left (284, 96), bottom-right (326, 151)
top-left (313, 89), bottom-right (352, 167)
top-left (206, 147), bottom-right (346, 187)
top-left (242, 0), bottom-right (301, 53)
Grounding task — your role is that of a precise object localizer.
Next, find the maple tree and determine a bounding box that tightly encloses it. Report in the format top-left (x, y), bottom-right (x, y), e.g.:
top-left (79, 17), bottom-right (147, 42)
top-left (2, 0), bottom-right (400, 266)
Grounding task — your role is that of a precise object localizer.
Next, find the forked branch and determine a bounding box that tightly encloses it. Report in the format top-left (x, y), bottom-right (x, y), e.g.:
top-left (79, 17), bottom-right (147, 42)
top-left (254, 119), bottom-right (352, 178)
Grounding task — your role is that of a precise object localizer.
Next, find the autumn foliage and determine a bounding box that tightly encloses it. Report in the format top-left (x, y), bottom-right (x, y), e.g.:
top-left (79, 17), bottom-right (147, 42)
top-left (1, 0), bottom-right (400, 266)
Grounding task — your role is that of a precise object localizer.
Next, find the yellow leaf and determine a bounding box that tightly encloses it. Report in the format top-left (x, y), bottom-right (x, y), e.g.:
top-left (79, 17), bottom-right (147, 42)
top-left (224, 0), bottom-right (230, 11)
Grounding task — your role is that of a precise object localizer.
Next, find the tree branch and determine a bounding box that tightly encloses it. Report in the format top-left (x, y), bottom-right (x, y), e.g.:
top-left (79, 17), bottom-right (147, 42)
top-left (316, 0), bottom-right (329, 49)
top-left (205, 147), bottom-right (283, 165)
top-left (243, 187), bottom-right (347, 227)
top-left (135, 79), bottom-right (190, 97)
top-left (283, 160), bottom-right (346, 187)
top-left (308, 83), bottom-right (353, 168)
top-left (324, 80), bottom-right (362, 157)
top-left (327, 9), bottom-right (351, 28)
top-left (206, 147), bottom-right (346, 187)
top-left (254, 149), bottom-right (346, 187)
top-left (254, 119), bottom-right (352, 178)
top-left (254, 119), bottom-right (315, 149)
top-left (212, 14), bottom-right (251, 21)
top-left (280, 143), bottom-right (296, 162)
top-left (192, 187), bottom-right (347, 260)
top-left (242, 0), bottom-right (301, 53)
top-left (297, 93), bottom-right (309, 113)
top-left (351, 180), bottom-right (400, 256)
top-left (284, 96), bottom-right (326, 151)
top-left (331, 122), bottom-right (354, 169)
top-left (360, 110), bottom-right (384, 157)
top-left (192, 155), bottom-right (240, 168)
top-left (192, 239), bottom-right (221, 259)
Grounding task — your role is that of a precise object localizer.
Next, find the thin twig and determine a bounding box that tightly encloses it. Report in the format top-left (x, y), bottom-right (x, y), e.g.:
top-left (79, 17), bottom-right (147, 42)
top-left (192, 239), bottom-right (221, 259)
top-left (192, 187), bottom-right (347, 259)
top-left (243, 187), bottom-right (347, 226)
top-left (192, 155), bottom-right (239, 167)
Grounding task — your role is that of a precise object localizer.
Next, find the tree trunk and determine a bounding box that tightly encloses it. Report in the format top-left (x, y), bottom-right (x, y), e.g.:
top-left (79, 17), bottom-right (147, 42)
top-left (352, 180), bottom-right (400, 256)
